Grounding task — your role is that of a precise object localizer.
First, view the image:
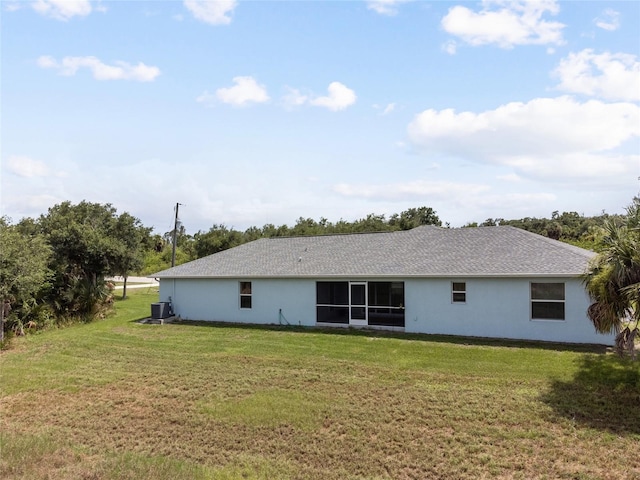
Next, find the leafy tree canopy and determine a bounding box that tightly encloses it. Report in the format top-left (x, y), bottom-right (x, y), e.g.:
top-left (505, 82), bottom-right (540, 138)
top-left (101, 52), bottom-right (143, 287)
top-left (186, 207), bottom-right (443, 260)
top-left (33, 201), bottom-right (151, 315)
top-left (584, 197), bottom-right (640, 358)
top-left (0, 222), bottom-right (52, 341)
top-left (466, 210), bottom-right (622, 251)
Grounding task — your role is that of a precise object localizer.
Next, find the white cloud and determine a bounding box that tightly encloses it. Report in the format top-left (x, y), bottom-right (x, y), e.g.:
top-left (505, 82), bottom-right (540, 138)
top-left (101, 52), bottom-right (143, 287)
top-left (497, 173), bottom-right (522, 182)
top-left (381, 103), bottom-right (396, 115)
top-left (37, 55), bottom-right (161, 82)
top-left (330, 178), bottom-right (564, 227)
top-left (31, 0), bottom-right (93, 20)
top-left (373, 103), bottom-right (397, 115)
top-left (211, 76), bottom-right (270, 106)
top-left (195, 90), bottom-right (216, 106)
top-left (4, 2), bottom-right (22, 12)
top-left (407, 96), bottom-right (640, 181)
top-left (333, 180), bottom-right (490, 200)
top-left (184, 0), bottom-right (236, 25)
top-left (36, 56), bottom-right (57, 69)
top-left (506, 153), bottom-right (636, 180)
top-left (442, 40), bottom-right (457, 55)
top-left (1, 194), bottom-right (65, 222)
top-left (0, 157), bottom-right (333, 234)
top-left (367, 0), bottom-right (410, 16)
top-left (594, 8), bottom-right (620, 31)
top-left (441, 0), bottom-right (565, 49)
top-left (553, 49), bottom-right (640, 102)
top-left (309, 82), bottom-right (357, 111)
top-left (281, 83), bottom-right (356, 111)
top-left (5, 155), bottom-right (50, 177)
top-left (469, 192), bottom-right (557, 209)
top-left (282, 87), bottom-right (309, 109)
top-left (200, 80), bottom-right (355, 111)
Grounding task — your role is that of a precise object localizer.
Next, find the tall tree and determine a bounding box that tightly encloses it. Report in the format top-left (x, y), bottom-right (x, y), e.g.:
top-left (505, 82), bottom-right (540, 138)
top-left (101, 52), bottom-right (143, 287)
top-left (0, 221), bottom-right (51, 342)
top-left (40, 202), bottom-right (118, 283)
top-left (391, 207), bottom-right (442, 229)
top-left (584, 197), bottom-right (640, 358)
top-left (193, 225), bottom-right (243, 258)
top-left (38, 201), bottom-right (146, 316)
top-left (112, 212), bottom-right (152, 299)
top-left (352, 213), bottom-right (390, 232)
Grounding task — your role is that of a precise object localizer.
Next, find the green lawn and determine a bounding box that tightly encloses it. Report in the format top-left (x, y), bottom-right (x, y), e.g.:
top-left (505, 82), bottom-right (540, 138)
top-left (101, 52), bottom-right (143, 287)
top-left (1, 290), bottom-right (639, 479)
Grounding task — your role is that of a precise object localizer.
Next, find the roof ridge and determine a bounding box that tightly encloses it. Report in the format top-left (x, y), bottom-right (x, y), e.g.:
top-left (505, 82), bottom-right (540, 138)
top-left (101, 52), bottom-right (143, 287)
top-left (264, 227), bottom-right (435, 241)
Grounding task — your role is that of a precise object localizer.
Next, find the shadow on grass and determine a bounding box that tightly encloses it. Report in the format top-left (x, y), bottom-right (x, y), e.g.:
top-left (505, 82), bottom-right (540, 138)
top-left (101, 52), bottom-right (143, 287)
top-left (540, 354), bottom-right (640, 435)
top-left (139, 318), bottom-right (610, 354)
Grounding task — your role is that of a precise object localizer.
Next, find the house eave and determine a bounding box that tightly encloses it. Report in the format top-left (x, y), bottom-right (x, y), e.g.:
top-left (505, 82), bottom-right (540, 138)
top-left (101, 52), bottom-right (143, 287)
top-left (153, 272), bottom-right (584, 280)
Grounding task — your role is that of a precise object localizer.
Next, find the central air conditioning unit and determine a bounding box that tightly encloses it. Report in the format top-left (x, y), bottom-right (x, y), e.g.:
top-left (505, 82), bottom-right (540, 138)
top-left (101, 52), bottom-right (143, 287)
top-left (151, 302), bottom-right (172, 320)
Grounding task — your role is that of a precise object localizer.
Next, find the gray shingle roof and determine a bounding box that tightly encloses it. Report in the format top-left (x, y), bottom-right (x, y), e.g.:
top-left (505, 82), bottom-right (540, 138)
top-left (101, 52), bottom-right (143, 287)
top-left (152, 226), bottom-right (595, 279)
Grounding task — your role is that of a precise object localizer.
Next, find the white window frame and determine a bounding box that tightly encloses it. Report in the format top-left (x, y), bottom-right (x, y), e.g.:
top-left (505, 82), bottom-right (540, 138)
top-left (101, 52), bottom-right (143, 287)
top-left (239, 281), bottom-right (252, 309)
top-left (349, 281), bottom-right (368, 326)
top-left (451, 281), bottom-right (466, 304)
top-left (530, 282), bottom-right (565, 321)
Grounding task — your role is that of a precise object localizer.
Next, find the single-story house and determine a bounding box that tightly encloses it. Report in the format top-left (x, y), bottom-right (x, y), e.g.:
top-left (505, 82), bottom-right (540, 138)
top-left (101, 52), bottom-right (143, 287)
top-left (152, 225), bottom-right (612, 345)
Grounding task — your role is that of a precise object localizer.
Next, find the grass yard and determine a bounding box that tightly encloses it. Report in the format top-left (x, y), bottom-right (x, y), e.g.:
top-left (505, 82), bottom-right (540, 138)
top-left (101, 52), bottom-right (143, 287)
top-left (1, 290), bottom-right (639, 480)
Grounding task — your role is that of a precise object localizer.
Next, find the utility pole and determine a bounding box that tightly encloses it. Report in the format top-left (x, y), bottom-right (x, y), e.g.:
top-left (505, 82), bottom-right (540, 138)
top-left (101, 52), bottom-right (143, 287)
top-left (171, 203), bottom-right (182, 267)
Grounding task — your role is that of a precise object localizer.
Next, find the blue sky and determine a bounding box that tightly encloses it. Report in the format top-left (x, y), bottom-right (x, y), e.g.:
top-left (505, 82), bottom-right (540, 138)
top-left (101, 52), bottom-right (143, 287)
top-left (2, 0), bottom-right (639, 234)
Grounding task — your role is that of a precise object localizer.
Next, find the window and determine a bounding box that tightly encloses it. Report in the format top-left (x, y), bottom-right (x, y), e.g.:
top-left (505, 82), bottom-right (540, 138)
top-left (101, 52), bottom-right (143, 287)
top-left (531, 282), bottom-right (564, 320)
top-left (367, 282), bottom-right (405, 327)
top-left (316, 282), bottom-right (349, 323)
top-left (240, 281), bottom-right (252, 309)
top-left (452, 282), bottom-right (466, 303)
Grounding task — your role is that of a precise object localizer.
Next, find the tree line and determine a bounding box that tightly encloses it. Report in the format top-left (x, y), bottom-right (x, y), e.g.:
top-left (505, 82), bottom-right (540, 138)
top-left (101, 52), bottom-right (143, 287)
top-left (145, 206), bottom-right (444, 272)
top-left (1, 200), bottom-right (636, 352)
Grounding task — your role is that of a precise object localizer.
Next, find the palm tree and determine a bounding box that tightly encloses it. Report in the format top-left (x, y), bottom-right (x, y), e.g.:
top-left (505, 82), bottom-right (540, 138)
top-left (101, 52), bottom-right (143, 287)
top-left (584, 197), bottom-right (640, 359)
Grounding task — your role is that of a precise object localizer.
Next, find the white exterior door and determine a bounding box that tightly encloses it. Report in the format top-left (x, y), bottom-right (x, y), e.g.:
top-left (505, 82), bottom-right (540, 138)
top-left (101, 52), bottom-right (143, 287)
top-left (349, 282), bottom-right (367, 326)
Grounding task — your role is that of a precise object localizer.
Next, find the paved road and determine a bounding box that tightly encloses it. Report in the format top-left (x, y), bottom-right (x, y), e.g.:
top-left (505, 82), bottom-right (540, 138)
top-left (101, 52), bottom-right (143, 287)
top-left (109, 276), bottom-right (158, 290)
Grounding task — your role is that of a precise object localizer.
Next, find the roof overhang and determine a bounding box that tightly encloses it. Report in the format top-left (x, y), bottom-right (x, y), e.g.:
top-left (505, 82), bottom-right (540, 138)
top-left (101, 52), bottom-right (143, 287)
top-left (154, 272), bottom-right (584, 280)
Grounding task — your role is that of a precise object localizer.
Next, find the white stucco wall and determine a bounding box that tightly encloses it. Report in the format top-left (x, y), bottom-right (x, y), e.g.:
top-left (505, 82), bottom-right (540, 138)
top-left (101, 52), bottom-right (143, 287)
top-left (404, 277), bottom-right (611, 344)
top-left (159, 278), bottom-right (316, 326)
top-left (159, 276), bottom-right (612, 345)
